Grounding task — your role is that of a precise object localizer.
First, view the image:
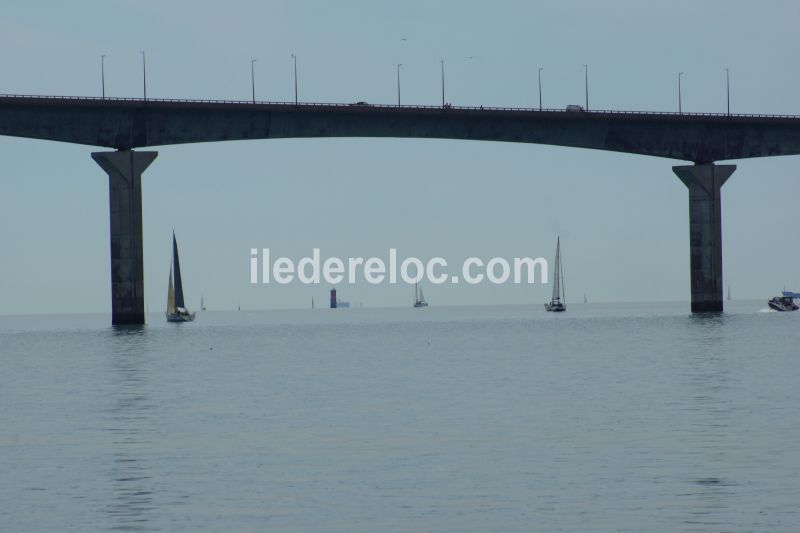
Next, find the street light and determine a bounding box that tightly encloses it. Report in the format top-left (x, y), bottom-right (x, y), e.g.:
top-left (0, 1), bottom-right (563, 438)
top-left (101, 54), bottom-right (106, 99)
top-left (725, 67), bottom-right (730, 115)
top-left (291, 54), bottom-right (298, 105)
top-left (440, 59), bottom-right (445, 107)
top-left (538, 67), bottom-right (543, 111)
top-left (251, 58), bottom-right (257, 103)
top-left (140, 50), bottom-right (147, 101)
top-left (583, 64), bottom-right (589, 110)
top-left (397, 63), bottom-right (402, 107)
top-left (678, 72), bottom-right (684, 114)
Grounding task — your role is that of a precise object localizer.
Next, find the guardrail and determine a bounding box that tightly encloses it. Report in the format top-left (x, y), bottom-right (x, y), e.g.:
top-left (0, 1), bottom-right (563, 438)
top-left (1, 93), bottom-right (799, 119)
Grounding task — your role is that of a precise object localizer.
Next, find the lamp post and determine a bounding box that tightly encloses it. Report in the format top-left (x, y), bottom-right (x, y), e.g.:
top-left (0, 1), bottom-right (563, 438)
top-left (291, 54), bottom-right (298, 105)
top-left (397, 63), bottom-right (402, 106)
top-left (251, 58), bottom-right (257, 103)
top-left (725, 67), bottom-right (730, 115)
top-left (101, 54), bottom-right (106, 98)
top-left (140, 50), bottom-right (147, 101)
top-left (678, 72), bottom-right (683, 114)
top-left (538, 67), bottom-right (543, 110)
top-left (440, 59), bottom-right (445, 107)
top-left (583, 63), bottom-right (588, 110)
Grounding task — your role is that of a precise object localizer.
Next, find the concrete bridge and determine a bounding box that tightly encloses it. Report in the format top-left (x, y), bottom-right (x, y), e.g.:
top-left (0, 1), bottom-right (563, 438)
top-left (3, 94), bottom-right (800, 323)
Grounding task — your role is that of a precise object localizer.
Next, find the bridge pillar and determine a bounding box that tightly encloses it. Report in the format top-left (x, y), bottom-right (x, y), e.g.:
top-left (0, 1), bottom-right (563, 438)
top-left (673, 163), bottom-right (735, 312)
top-left (92, 150), bottom-right (158, 325)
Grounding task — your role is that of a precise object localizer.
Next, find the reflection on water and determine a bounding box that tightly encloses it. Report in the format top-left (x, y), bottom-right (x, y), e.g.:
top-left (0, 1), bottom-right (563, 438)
top-left (106, 326), bottom-right (156, 531)
top-left (680, 313), bottom-right (739, 529)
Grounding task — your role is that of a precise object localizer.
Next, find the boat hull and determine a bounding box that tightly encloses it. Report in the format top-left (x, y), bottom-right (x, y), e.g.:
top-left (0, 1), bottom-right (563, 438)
top-left (413, 302), bottom-right (428, 308)
top-left (768, 298), bottom-right (798, 312)
top-left (544, 302), bottom-right (566, 312)
top-left (166, 311), bottom-right (196, 322)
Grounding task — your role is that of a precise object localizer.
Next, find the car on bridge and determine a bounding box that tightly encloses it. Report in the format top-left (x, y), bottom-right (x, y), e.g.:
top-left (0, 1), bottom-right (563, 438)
top-left (565, 104), bottom-right (585, 112)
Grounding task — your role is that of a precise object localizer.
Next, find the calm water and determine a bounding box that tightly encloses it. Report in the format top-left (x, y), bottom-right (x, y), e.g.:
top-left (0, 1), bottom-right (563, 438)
top-left (2, 302), bottom-right (799, 532)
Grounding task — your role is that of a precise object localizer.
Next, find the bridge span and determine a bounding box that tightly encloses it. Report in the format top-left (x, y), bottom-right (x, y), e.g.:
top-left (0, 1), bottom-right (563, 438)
top-left (2, 94), bottom-right (800, 322)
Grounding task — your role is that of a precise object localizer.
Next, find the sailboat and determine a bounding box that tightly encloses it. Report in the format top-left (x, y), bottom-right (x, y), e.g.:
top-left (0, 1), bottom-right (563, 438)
top-left (544, 236), bottom-right (566, 312)
top-left (201, 294), bottom-right (206, 311)
top-left (166, 232), bottom-right (196, 322)
top-left (413, 281), bottom-right (428, 308)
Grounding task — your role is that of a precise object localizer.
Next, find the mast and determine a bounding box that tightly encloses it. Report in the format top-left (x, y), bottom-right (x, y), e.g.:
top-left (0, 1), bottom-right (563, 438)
top-left (172, 232), bottom-right (185, 309)
top-left (415, 281), bottom-right (418, 304)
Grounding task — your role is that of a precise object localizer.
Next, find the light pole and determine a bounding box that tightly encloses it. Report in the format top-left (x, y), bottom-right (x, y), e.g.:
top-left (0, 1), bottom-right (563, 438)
top-left (538, 67), bottom-right (543, 110)
top-left (678, 72), bottom-right (683, 114)
top-left (725, 67), bottom-right (730, 115)
top-left (140, 50), bottom-right (147, 101)
top-left (397, 63), bottom-right (402, 106)
top-left (101, 54), bottom-right (106, 98)
top-left (440, 59), bottom-right (445, 107)
top-left (291, 54), bottom-right (298, 105)
top-left (251, 58), bottom-right (257, 103)
top-left (583, 64), bottom-right (588, 110)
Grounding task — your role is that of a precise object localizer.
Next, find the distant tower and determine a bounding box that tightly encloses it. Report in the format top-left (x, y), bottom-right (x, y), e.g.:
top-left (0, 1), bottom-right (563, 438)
top-left (330, 289), bottom-right (337, 309)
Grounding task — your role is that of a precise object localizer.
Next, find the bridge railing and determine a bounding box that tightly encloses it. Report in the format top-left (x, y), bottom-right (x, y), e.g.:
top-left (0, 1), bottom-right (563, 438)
top-left (1, 93), bottom-right (799, 119)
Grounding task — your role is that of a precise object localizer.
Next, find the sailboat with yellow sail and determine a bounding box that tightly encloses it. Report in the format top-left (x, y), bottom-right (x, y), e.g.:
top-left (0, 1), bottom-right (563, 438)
top-left (166, 232), bottom-right (196, 322)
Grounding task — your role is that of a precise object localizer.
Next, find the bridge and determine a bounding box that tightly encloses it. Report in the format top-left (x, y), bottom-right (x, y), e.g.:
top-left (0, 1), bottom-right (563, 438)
top-left (3, 94), bottom-right (800, 323)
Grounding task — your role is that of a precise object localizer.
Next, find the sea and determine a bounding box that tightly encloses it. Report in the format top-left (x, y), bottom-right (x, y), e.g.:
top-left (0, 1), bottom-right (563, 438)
top-left (2, 301), bottom-right (799, 532)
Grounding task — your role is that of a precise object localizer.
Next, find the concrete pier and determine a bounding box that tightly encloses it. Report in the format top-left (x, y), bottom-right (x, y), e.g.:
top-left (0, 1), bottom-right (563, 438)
top-left (673, 163), bottom-right (736, 312)
top-left (92, 150), bottom-right (158, 325)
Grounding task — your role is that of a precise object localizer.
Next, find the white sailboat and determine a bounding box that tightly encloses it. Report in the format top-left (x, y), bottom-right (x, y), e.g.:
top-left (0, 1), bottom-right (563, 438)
top-left (545, 236), bottom-right (566, 312)
top-left (414, 281), bottom-right (428, 308)
top-left (166, 232), bottom-right (196, 322)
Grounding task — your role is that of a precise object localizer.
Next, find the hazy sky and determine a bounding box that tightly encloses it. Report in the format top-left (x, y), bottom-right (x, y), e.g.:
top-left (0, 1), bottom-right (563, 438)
top-left (1, 0), bottom-right (799, 314)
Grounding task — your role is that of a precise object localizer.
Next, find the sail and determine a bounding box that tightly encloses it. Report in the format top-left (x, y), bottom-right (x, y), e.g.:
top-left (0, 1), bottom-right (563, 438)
top-left (172, 233), bottom-right (185, 309)
top-left (419, 287), bottom-right (425, 303)
top-left (167, 265), bottom-right (176, 314)
top-left (552, 237), bottom-right (561, 301)
top-left (559, 248), bottom-right (565, 301)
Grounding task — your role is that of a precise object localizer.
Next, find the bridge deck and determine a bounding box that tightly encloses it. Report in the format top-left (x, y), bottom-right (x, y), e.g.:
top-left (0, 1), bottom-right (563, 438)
top-left (2, 94), bottom-right (800, 162)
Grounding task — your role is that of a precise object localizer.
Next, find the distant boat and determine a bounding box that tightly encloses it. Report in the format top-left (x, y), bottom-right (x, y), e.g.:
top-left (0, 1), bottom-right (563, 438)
top-left (201, 294), bottom-right (207, 311)
top-left (769, 291), bottom-right (799, 312)
top-left (166, 232), bottom-right (196, 322)
top-left (414, 281), bottom-right (428, 308)
top-left (330, 289), bottom-right (350, 308)
top-left (727, 286), bottom-right (731, 301)
top-left (584, 293), bottom-right (587, 304)
top-left (545, 236), bottom-right (566, 312)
